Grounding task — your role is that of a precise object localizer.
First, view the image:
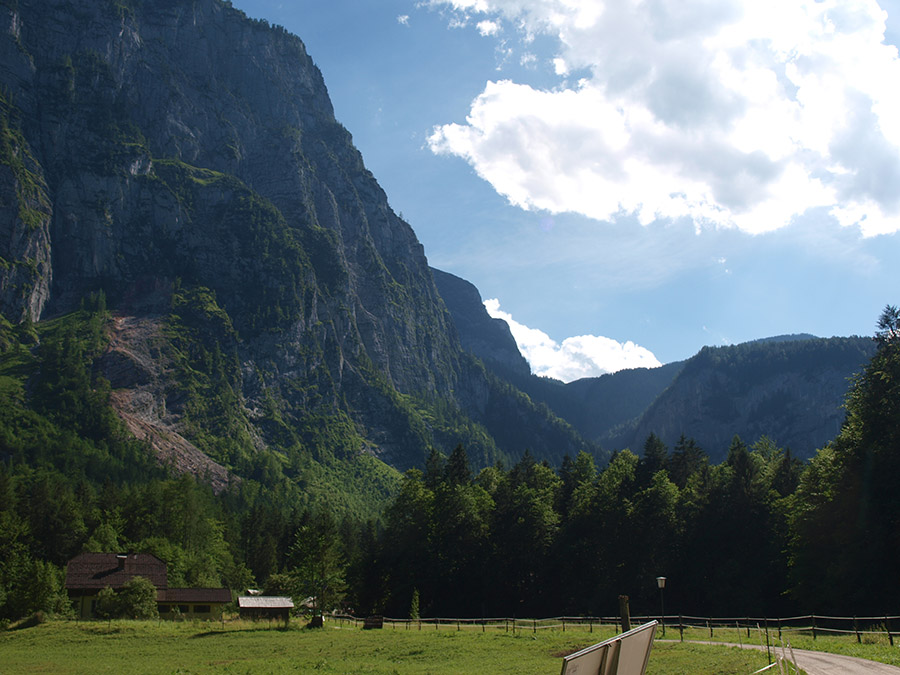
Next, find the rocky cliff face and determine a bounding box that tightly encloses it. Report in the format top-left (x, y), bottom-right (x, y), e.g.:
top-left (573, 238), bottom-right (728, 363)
top-left (1, 0), bottom-right (456, 392)
top-left (431, 268), bottom-right (530, 378)
top-left (0, 92), bottom-right (52, 322)
top-left (0, 0), bottom-right (597, 479)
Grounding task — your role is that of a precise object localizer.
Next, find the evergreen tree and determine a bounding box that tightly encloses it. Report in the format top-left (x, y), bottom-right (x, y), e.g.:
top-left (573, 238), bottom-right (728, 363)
top-left (636, 433), bottom-right (668, 487)
top-left (444, 444), bottom-right (472, 486)
top-left (409, 588), bottom-right (420, 621)
top-left (789, 304), bottom-right (900, 612)
top-left (668, 435), bottom-right (707, 488)
top-left (287, 511), bottom-right (346, 617)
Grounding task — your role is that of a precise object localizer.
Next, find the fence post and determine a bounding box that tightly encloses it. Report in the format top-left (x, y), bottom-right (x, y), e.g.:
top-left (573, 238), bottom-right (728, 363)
top-left (707, 619), bottom-right (712, 639)
top-left (855, 616), bottom-right (860, 643)
top-left (747, 618), bottom-right (751, 639)
top-left (736, 621), bottom-right (742, 649)
top-left (777, 617), bottom-right (781, 641)
top-left (764, 618), bottom-right (771, 665)
top-left (590, 618), bottom-right (593, 634)
top-left (886, 615), bottom-right (893, 646)
top-left (533, 619), bottom-right (537, 634)
top-left (679, 616), bottom-right (684, 642)
top-left (619, 595), bottom-right (631, 633)
top-left (812, 615), bottom-right (816, 641)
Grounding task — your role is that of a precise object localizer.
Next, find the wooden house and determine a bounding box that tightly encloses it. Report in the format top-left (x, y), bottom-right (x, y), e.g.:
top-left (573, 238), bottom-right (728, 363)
top-left (65, 553), bottom-right (231, 620)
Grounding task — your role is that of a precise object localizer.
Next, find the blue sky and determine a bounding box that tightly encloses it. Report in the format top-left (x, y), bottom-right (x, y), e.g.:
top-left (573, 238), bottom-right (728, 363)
top-left (233, 0), bottom-right (900, 381)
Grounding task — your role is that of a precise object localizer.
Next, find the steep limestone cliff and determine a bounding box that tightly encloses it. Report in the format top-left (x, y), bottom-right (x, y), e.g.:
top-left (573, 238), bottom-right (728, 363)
top-left (0, 0), bottom-right (596, 483)
top-left (431, 267), bottom-right (530, 379)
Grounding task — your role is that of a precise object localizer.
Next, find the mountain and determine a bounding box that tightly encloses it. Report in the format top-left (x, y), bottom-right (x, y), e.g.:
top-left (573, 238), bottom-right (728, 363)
top-left (0, 0), bottom-right (597, 512)
top-left (430, 268), bottom-right (530, 379)
top-left (432, 275), bottom-right (874, 461)
top-left (603, 336), bottom-right (875, 461)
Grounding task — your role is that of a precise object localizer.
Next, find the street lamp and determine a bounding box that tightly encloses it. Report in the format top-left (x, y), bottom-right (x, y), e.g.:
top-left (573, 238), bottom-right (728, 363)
top-left (656, 576), bottom-right (666, 637)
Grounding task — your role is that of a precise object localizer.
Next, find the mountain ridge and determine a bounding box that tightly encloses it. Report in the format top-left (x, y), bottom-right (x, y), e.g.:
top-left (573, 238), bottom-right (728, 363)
top-left (0, 0), bottom-right (598, 507)
top-left (432, 274), bottom-right (874, 460)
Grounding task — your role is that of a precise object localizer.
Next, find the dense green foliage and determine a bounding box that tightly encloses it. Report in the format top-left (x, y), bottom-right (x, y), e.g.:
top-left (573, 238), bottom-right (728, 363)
top-left (347, 438), bottom-right (800, 619)
top-left (0, 283), bottom-right (897, 628)
top-left (787, 305), bottom-right (900, 613)
top-left (0, 300), bottom-right (383, 621)
top-left (97, 576), bottom-right (158, 620)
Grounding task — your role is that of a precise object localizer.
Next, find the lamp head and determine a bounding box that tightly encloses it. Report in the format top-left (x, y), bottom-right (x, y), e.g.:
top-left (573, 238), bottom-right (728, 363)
top-left (656, 576), bottom-right (666, 589)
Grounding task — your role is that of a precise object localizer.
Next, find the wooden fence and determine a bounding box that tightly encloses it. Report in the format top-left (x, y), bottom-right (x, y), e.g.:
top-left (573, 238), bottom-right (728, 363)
top-left (331, 612), bottom-right (900, 644)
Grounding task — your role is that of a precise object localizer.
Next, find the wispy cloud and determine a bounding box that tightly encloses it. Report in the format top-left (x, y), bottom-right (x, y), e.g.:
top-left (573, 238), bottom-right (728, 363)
top-left (397, 14), bottom-right (410, 26)
top-left (427, 0), bottom-right (900, 237)
top-left (484, 299), bottom-right (661, 382)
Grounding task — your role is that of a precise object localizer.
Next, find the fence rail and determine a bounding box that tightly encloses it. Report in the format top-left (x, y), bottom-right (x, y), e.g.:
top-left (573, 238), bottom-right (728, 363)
top-left (331, 612), bottom-right (900, 644)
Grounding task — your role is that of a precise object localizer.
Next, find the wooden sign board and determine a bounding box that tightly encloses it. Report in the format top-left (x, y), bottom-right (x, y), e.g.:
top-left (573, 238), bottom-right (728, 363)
top-left (559, 620), bottom-right (657, 675)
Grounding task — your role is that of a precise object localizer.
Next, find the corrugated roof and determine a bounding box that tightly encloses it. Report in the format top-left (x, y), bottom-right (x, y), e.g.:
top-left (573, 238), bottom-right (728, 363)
top-left (65, 553), bottom-right (167, 590)
top-left (160, 588), bottom-right (232, 603)
top-left (238, 596), bottom-right (294, 609)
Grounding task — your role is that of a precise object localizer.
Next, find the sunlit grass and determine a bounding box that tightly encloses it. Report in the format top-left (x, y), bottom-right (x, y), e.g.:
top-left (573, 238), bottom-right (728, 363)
top-left (0, 619), bottom-right (771, 674)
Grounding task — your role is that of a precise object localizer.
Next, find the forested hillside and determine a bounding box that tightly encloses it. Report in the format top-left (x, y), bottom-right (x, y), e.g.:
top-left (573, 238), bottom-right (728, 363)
top-left (4, 306), bottom-right (898, 622)
top-left (435, 267), bottom-right (874, 460)
top-left (606, 336), bottom-right (876, 461)
top-left (0, 0), bottom-right (897, 628)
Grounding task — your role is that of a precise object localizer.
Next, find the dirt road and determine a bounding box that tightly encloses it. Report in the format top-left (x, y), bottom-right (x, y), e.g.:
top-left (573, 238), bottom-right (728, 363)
top-left (673, 641), bottom-right (900, 674)
top-left (770, 645), bottom-right (900, 674)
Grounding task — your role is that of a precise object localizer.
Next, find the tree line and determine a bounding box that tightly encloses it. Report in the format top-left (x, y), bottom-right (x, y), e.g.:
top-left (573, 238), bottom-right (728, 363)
top-left (1, 306), bottom-right (899, 624)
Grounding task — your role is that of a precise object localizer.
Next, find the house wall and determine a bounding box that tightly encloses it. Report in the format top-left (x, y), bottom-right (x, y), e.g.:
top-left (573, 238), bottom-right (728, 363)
top-left (158, 602), bottom-right (225, 621)
top-left (69, 591), bottom-right (226, 621)
top-left (72, 594), bottom-right (97, 620)
top-left (238, 608), bottom-right (290, 623)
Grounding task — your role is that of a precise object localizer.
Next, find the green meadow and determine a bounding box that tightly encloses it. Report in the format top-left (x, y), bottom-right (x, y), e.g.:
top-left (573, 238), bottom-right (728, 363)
top-left (0, 620), bottom-right (770, 674)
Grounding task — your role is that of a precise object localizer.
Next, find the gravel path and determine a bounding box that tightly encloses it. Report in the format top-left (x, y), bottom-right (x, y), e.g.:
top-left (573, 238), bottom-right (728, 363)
top-left (784, 646), bottom-right (900, 674)
top-left (667, 641), bottom-right (900, 674)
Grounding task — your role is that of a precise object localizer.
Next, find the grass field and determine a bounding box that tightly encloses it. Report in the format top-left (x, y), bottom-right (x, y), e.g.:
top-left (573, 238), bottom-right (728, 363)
top-left (0, 619), bottom-right (770, 674)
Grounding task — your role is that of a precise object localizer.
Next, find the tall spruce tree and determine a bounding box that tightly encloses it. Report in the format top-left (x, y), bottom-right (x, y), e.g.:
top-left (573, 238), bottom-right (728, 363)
top-left (789, 305), bottom-right (900, 612)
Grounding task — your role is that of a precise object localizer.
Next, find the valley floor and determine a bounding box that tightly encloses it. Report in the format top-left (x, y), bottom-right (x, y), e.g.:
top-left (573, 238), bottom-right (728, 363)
top-left (0, 619), bottom-right (768, 674)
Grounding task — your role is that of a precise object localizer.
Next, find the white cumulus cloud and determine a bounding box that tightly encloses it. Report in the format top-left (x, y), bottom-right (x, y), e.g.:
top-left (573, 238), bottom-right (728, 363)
top-left (484, 298), bottom-right (661, 382)
top-left (426, 0), bottom-right (900, 236)
top-left (477, 19), bottom-right (501, 35)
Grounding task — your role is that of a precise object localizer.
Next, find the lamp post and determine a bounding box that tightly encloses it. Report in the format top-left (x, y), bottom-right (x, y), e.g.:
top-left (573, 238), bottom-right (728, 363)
top-left (656, 576), bottom-right (666, 637)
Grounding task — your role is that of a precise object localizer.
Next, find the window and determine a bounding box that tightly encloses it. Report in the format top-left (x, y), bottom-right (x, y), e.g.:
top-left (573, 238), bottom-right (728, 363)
top-left (157, 604), bottom-right (170, 613)
top-left (178, 605), bottom-right (189, 614)
top-left (195, 605), bottom-right (211, 613)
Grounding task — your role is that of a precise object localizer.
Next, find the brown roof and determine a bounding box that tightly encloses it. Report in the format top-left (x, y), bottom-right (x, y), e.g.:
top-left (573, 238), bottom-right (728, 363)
top-left (238, 596), bottom-right (294, 609)
top-left (65, 553), bottom-right (168, 591)
top-left (160, 588), bottom-right (232, 603)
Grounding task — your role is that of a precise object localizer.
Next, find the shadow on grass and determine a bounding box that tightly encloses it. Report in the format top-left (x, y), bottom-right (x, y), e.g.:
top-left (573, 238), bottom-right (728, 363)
top-left (190, 626), bottom-right (294, 638)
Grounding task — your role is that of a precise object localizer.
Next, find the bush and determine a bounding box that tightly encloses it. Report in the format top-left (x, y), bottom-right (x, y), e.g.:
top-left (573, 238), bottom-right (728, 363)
top-left (95, 586), bottom-right (117, 621)
top-left (117, 577), bottom-right (158, 620)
